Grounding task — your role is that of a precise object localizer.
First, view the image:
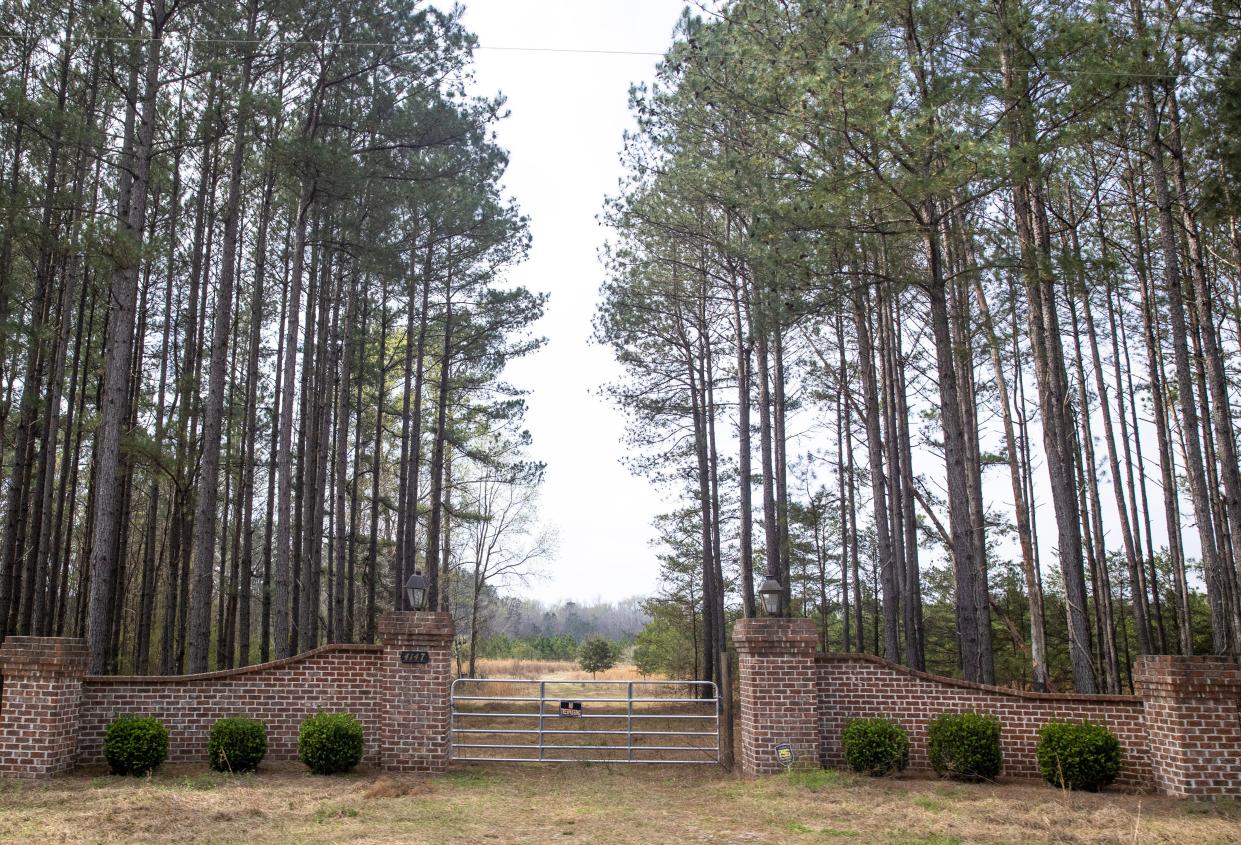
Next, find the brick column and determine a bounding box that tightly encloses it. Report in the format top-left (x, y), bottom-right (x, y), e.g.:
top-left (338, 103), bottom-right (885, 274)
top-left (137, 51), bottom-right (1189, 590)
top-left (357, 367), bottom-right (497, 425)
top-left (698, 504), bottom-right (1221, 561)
top-left (0, 636), bottom-right (88, 778)
top-left (377, 611), bottom-right (454, 773)
top-left (733, 616), bottom-right (821, 775)
top-left (1134, 655), bottom-right (1241, 798)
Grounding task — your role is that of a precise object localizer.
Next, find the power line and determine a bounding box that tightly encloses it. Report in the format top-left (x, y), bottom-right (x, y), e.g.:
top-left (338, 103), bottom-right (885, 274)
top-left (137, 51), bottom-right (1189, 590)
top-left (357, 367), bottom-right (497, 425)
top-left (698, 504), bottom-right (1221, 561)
top-left (0, 32), bottom-right (1236, 83)
top-left (0, 32), bottom-right (667, 54)
top-left (478, 45), bottom-right (665, 57)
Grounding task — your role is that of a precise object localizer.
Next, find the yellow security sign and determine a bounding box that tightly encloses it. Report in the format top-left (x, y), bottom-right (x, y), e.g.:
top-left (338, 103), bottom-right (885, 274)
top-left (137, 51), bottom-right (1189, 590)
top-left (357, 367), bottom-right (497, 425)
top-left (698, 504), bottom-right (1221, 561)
top-left (775, 743), bottom-right (794, 770)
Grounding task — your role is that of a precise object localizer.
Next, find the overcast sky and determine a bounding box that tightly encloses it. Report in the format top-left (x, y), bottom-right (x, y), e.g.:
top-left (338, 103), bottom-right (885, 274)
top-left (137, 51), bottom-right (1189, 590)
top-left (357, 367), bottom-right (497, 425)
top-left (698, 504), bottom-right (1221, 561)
top-left (454, 1), bottom-right (689, 603)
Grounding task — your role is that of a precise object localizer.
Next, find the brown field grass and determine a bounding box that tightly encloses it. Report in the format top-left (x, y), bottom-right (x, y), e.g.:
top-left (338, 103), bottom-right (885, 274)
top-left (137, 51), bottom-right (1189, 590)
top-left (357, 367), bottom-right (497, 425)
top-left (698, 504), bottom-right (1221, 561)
top-left (462, 660), bottom-right (691, 705)
top-left (470, 658), bottom-right (661, 682)
top-left (2, 761), bottom-right (1239, 845)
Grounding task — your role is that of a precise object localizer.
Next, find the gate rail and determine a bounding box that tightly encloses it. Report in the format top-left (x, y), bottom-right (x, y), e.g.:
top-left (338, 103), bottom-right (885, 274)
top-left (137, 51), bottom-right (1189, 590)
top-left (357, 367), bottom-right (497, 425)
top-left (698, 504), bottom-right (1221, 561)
top-left (450, 678), bottom-right (720, 765)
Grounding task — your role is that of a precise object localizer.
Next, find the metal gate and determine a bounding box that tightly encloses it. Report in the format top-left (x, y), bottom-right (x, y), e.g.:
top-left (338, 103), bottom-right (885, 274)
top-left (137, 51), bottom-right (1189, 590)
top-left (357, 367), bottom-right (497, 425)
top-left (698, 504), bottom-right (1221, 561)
top-left (450, 678), bottom-right (720, 764)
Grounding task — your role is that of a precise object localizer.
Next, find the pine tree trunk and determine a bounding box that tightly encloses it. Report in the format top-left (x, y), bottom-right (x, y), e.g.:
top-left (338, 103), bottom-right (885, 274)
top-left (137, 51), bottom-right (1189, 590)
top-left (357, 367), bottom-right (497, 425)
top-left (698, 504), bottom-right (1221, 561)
top-left (1165, 69), bottom-right (1241, 645)
top-left (755, 325), bottom-right (780, 609)
top-left (973, 272), bottom-right (1049, 689)
top-left (86, 0), bottom-right (166, 673)
top-left (275, 181), bottom-right (313, 659)
top-left (924, 221), bottom-right (992, 683)
top-left (728, 252), bottom-right (755, 617)
top-left (332, 270), bottom-right (356, 642)
top-left (424, 262), bottom-right (453, 611)
top-left (1129, 0), bottom-right (1229, 652)
top-left (189, 30), bottom-right (254, 669)
top-left (852, 288), bottom-right (898, 661)
top-left (366, 276), bottom-right (388, 640)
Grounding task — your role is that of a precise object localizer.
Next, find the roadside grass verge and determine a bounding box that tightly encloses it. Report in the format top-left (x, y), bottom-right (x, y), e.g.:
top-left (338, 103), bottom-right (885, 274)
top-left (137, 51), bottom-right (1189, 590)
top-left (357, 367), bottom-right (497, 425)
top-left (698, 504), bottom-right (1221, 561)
top-left (0, 762), bottom-right (1236, 844)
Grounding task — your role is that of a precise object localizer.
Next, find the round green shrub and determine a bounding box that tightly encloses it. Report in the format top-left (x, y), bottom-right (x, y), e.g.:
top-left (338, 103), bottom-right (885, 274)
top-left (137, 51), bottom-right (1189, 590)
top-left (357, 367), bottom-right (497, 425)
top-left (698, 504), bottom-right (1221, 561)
top-left (1036, 720), bottom-right (1121, 792)
top-left (927, 711), bottom-right (1002, 782)
top-left (841, 717), bottom-right (909, 776)
top-left (208, 716), bottom-right (268, 773)
top-left (103, 715), bottom-right (169, 776)
top-left (298, 712), bottom-right (364, 775)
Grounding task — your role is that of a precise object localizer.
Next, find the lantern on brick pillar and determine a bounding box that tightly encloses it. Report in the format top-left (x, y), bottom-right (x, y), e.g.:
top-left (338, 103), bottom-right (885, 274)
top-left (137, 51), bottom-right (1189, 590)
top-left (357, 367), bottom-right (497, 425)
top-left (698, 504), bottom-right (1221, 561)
top-left (404, 570), bottom-right (429, 611)
top-left (758, 575), bottom-right (783, 616)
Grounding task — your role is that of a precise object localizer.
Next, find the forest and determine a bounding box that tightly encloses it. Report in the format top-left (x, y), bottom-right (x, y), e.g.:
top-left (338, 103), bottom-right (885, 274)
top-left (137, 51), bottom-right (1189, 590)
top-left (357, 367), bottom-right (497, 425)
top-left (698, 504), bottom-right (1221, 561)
top-left (0, 0), bottom-right (548, 675)
top-left (4, 0), bottom-right (1241, 697)
top-left (599, 0), bottom-right (1241, 694)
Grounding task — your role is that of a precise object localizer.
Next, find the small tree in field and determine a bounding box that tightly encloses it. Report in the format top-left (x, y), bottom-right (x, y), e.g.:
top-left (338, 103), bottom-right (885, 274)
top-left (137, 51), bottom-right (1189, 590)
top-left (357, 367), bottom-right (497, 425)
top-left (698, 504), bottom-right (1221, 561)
top-left (578, 636), bottom-right (616, 678)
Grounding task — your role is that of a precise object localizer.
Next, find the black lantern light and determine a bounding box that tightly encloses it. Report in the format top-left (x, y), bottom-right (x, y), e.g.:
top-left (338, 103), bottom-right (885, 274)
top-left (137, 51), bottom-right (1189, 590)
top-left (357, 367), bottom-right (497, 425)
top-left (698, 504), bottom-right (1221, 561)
top-left (404, 570), bottom-right (429, 611)
top-left (758, 575), bottom-right (783, 616)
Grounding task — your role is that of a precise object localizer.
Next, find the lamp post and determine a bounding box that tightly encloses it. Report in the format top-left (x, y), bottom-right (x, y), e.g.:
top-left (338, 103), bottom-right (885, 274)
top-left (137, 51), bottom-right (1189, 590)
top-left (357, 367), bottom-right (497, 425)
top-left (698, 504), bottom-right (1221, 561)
top-left (758, 574), bottom-right (783, 617)
top-left (404, 570), bottom-right (429, 611)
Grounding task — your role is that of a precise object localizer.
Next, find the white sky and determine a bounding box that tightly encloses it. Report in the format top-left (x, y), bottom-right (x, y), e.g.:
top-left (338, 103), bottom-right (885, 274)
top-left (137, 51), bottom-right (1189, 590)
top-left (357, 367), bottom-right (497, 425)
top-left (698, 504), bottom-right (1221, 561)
top-left (456, 0), bottom-right (689, 603)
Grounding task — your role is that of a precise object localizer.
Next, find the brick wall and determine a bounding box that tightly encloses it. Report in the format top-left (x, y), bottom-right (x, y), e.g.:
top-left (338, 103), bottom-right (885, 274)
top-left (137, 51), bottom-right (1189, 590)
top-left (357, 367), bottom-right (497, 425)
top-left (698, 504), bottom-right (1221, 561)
top-left (0, 637), bottom-right (88, 778)
top-left (1134, 655), bottom-right (1241, 798)
top-left (377, 612), bottom-right (454, 772)
top-left (816, 653), bottom-right (1151, 789)
top-left (78, 644), bottom-right (385, 765)
top-left (0, 610), bottom-right (453, 778)
top-left (734, 617), bottom-right (821, 775)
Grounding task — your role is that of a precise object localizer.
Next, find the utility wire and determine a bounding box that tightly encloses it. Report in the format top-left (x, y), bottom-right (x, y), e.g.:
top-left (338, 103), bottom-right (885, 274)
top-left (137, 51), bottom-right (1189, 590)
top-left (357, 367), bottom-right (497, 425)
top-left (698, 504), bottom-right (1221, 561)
top-left (0, 32), bottom-right (1236, 82)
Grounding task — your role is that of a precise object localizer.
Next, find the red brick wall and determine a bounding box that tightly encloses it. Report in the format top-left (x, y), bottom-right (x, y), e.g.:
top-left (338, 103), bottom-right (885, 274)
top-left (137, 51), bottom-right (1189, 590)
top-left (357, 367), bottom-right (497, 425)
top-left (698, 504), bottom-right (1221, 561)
top-left (0, 637), bottom-right (89, 778)
top-left (1, 612), bottom-right (454, 778)
top-left (1134, 655), bottom-right (1241, 798)
top-left (378, 612), bottom-right (453, 772)
top-left (734, 617), bottom-right (821, 775)
top-left (816, 654), bottom-right (1151, 789)
top-left (78, 644), bottom-right (385, 766)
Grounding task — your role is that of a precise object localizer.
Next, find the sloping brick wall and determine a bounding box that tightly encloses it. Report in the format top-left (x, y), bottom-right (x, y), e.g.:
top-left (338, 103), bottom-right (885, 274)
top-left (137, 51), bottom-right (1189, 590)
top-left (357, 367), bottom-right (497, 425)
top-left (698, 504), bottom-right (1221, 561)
top-left (78, 644), bottom-right (385, 765)
top-left (816, 653), bottom-right (1151, 788)
top-left (0, 611), bottom-right (453, 778)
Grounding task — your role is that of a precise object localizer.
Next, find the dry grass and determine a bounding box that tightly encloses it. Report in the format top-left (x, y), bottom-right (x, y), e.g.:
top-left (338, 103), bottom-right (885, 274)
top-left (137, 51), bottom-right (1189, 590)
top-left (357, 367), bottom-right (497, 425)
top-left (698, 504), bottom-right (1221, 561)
top-left (471, 658), bottom-right (662, 683)
top-left (2, 762), bottom-right (1239, 844)
top-left (463, 660), bottom-right (686, 706)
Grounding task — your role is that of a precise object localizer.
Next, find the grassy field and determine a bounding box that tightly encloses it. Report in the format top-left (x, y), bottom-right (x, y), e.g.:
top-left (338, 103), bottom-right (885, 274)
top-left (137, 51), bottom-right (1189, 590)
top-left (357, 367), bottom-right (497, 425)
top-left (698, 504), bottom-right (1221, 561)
top-left (2, 762), bottom-right (1238, 845)
top-left (471, 658), bottom-right (653, 682)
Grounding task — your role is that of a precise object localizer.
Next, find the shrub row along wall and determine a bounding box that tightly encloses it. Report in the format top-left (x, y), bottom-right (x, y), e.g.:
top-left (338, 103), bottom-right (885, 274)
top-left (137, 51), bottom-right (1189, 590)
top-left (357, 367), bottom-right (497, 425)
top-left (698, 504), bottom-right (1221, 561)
top-left (0, 611), bottom-right (453, 778)
top-left (816, 653), bottom-right (1151, 789)
top-left (78, 644), bottom-right (384, 765)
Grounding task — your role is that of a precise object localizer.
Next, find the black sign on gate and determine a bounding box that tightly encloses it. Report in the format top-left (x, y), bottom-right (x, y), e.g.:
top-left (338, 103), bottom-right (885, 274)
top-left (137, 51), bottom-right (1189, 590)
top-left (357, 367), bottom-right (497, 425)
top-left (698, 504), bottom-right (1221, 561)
top-left (399, 649), bottom-right (430, 665)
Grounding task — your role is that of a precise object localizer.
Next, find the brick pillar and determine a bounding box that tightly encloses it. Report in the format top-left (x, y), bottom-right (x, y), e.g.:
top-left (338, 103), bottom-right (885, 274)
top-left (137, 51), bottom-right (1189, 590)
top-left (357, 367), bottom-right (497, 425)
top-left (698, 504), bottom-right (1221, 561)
top-left (733, 617), bottom-right (821, 775)
top-left (0, 636), bottom-right (88, 778)
top-left (377, 611), bottom-right (453, 773)
top-left (1134, 654), bottom-right (1241, 798)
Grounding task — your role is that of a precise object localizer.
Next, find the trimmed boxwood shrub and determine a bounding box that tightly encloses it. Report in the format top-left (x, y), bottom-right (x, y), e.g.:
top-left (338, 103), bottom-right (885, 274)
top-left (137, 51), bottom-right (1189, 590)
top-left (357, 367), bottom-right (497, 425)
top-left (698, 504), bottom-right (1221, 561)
top-left (298, 712), bottom-right (364, 775)
top-left (927, 711), bottom-right (1002, 782)
top-left (104, 715), bottom-right (169, 776)
top-left (841, 717), bottom-right (909, 776)
top-left (208, 716), bottom-right (268, 773)
top-left (1037, 720), bottom-right (1121, 792)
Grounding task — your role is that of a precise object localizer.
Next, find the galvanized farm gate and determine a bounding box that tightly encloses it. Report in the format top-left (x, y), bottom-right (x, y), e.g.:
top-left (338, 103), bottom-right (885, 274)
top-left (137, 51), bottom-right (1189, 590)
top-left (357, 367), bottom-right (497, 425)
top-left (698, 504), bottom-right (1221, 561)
top-left (449, 678), bottom-right (720, 764)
